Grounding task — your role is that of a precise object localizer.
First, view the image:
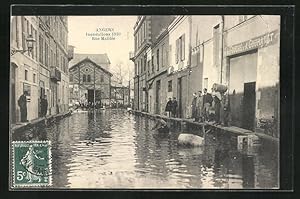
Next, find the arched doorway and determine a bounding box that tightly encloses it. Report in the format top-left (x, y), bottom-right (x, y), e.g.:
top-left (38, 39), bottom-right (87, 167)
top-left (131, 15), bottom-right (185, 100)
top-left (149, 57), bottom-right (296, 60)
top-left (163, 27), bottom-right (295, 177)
top-left (10, 63), bottom-right (17, 124)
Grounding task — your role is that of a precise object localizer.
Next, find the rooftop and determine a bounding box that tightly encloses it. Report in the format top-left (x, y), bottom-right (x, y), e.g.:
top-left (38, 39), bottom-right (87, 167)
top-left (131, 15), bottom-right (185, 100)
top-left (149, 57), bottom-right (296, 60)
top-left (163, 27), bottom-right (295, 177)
top-left (69, 53), bottom-right (111, 70)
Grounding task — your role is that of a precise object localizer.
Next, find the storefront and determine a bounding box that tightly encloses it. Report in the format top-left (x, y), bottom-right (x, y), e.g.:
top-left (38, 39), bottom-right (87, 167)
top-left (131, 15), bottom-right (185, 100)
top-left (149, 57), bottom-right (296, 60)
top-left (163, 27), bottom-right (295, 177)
top-left (225, 28), bottom-right (280, 133)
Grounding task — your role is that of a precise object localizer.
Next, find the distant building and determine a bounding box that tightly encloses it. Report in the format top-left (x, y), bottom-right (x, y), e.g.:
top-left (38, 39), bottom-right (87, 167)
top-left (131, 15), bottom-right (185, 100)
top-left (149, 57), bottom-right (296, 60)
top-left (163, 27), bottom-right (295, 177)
top-left (69, 54), bottom-right (112, 106)
top-left (110, 85), bottom-right (130, 108)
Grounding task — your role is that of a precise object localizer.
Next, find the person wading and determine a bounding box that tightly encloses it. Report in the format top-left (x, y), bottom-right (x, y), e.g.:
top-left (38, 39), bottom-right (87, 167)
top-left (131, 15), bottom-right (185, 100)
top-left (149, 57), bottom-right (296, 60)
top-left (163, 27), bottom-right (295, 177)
top-left (18, 91), bottom-right (28, 122)
top-left (152, 117), bottom-right (169, 133)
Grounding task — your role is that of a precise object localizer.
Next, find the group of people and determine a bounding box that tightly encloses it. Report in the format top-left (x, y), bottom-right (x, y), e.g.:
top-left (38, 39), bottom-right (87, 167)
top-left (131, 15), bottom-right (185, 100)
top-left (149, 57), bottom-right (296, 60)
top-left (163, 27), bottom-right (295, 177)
top-left (191, 87), bottom-right (230, 126)
top-left (75, 101), bottom-right (104, 110)
top-left (165, 97), bottom-right (178, 118)
top-left (17, 91), bottom-right (49, 123)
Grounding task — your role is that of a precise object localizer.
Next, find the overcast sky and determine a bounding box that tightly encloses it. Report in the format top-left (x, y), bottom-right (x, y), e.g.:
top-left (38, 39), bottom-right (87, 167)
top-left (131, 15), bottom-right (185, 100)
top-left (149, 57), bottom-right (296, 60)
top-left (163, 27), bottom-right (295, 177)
top-left (68, 16), bottom-right (137, 83)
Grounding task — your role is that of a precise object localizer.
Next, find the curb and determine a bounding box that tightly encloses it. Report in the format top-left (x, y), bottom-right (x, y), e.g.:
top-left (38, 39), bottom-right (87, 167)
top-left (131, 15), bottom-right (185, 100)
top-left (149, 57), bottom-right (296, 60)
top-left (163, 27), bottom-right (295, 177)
top-left (11, 111), bottom-right (72, 134)
top-left (130, 110), bottom-right (279, 143)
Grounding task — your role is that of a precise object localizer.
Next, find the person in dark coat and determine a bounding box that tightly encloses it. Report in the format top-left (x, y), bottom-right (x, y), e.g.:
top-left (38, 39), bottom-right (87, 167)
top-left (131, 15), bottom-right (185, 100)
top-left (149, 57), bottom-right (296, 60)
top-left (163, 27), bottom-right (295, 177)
top-left (18, 91), bottom-right (28, 122)
top-left (165, 98), bottom-right (172, 117)
top-left (171, 97), bottom-right (178, 118)
top-left (41, 95), bottom-right (48, 117)
top-left (203, 88), bottom-right (213, 121)
top-left (213, 90), bottom-right (222, 125)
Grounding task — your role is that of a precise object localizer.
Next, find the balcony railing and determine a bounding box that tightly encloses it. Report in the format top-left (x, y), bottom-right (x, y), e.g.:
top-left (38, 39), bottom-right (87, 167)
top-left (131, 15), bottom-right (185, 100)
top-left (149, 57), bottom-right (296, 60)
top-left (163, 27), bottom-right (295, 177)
top-left (50, 67), bottom-right (61, 82)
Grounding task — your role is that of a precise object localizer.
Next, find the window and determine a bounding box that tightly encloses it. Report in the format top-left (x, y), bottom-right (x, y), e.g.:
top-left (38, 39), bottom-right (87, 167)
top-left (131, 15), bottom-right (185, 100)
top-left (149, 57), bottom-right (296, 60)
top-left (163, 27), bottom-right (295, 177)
top-left (25, 69), bottom-right (28, 81)
top-left (45, 43), bottom-right (49, 67)
top-left (161, 44), bottom-right (165, 67)
top-left (39, 36), bottom-right (43, 63)
top-left (156, 49), bottom-right (159, 71)
top-left (147, 60), bottom-right (150, 76)
top-left (70, 74), bottom-right (73, 82)
top-left (87, 75), bottom-right (91, 82)
top-left (175, 34), bottom-right (185, 63)
top-left (141, 59), bottom-right (143, 73)
top-left (135, 63), bottom-right (137, 75)
top-left (22, 17), bottom-right (27, 52)
top-left (151, 55), bottom-right (154, 73)
top-left (83, 74), bottom-right (86, 82)
top-left (168, 80), bottom-right (172, 92)
top-left (12, 17), bottom-right (17, 45)
top-left (101, 75), bottom-right (104, 82)
top-left (144, 56), bottom-right (147, 72)
top-left (33, 73), bottom-right (36, 83)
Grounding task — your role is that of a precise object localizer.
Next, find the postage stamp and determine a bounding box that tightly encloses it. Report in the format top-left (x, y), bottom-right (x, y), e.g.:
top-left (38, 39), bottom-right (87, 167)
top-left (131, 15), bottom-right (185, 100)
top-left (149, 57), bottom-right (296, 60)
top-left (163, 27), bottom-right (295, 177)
top-left (12, 141), bottom-right (52, 187)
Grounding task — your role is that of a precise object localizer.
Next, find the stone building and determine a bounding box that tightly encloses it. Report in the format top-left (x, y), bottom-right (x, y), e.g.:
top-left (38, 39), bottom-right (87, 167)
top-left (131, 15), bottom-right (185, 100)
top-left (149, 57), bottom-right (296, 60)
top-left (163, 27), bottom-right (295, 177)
top-left (10, 16), bottom-right (73, 124)
top-left (130, 16), bottom-right (175, 111)
top-left (69, 54), bottom-right (112, 106)
top-left (38, 16), bottom-right (70, 115)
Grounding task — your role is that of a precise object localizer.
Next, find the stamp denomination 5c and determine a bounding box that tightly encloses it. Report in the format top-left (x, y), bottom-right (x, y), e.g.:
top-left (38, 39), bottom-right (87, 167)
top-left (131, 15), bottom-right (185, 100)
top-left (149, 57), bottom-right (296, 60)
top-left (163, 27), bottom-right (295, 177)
top-left (12, 141), bottom-right (52, 187)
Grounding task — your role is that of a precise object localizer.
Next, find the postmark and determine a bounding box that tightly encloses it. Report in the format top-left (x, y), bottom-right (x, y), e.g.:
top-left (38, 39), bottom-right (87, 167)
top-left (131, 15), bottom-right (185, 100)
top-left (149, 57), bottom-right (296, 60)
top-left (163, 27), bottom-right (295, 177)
top-left (12, 141), bottom-right (52, 187)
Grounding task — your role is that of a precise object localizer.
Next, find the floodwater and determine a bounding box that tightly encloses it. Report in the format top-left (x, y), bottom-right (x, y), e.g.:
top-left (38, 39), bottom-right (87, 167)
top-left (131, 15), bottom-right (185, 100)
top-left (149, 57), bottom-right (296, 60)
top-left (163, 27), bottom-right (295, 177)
top-left (13, 109), bottom-right (279, 189)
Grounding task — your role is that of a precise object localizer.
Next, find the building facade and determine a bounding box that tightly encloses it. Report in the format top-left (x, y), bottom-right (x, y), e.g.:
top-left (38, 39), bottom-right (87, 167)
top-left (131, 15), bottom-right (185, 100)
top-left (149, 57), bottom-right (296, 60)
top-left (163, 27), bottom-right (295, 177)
top-left (131, 16), bottom-right (175, 111)
top-left (38, 16), bottom-right (70, 116)
top-left (10, 16), bottom-right (72, 124)
top-left (69, 56), bottom-right (112, 107)
top-left (131, 15), bottom-right (280, 137)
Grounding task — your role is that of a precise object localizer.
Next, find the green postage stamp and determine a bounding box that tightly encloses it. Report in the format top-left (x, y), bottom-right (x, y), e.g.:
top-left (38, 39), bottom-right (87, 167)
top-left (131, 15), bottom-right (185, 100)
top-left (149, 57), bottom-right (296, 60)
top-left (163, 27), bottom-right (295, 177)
top-left (12, 141), bottom-right (52, 187)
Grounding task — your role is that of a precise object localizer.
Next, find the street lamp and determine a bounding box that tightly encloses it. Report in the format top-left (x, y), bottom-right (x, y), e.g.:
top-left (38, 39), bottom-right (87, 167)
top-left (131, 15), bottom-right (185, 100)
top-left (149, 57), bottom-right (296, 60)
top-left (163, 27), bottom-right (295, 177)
top-left (11, 34), bottom-right (36, 56)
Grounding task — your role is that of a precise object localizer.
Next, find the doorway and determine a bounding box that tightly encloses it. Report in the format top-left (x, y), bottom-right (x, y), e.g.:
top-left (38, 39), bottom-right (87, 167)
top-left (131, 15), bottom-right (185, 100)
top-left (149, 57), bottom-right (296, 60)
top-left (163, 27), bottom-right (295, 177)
top-left (155, 80), bottom-right (161, 114)
top-left (242, 82), bottom-right (256, 130)
top-left (177, 78), bottom-right (182, 118)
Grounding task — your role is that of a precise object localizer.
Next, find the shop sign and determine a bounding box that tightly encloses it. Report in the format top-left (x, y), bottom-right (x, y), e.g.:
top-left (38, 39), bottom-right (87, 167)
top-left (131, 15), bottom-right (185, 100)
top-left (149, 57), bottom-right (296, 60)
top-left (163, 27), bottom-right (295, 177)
top-left (225, 29), bottom-right (279, 56)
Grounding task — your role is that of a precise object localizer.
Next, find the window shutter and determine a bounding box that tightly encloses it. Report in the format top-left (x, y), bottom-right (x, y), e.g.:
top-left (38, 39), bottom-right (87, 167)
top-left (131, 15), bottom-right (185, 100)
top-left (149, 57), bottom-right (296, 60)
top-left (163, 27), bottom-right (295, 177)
top-left (181, 34), bottom-right (185, 61)
top-left (175, 39), bottom-right (179, 64)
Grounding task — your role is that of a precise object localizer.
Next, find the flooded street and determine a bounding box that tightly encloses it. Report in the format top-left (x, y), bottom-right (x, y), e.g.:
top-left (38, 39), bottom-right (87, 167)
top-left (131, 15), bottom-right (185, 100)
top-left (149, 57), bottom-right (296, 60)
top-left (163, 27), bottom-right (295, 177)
top-left (13, 110), bottom-right (279, 189)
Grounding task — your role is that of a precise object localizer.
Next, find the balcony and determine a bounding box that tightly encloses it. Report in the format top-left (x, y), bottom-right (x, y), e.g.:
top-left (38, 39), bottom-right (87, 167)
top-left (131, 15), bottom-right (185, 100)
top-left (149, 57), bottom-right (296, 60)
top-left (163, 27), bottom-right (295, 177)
top-left (50, 67), bottom-right (61, 82)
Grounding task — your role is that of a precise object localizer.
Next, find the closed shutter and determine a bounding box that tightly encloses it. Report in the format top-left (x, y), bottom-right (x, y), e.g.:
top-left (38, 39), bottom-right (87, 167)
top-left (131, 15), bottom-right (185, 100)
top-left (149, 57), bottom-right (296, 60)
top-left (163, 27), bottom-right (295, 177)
top-left (181, 34), bottom-right (185, 61)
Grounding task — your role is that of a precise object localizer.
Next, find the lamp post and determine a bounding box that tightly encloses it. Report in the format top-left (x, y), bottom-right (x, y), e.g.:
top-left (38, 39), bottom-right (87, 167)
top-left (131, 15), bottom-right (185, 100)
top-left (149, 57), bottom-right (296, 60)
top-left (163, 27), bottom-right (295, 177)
top-left (11, 34), bottom-right (36, 56)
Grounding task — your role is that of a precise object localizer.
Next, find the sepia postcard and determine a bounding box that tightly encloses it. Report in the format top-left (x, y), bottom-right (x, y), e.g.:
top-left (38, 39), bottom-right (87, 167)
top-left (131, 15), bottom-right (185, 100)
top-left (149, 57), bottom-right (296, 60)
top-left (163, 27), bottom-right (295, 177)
top-left (9, 5), bottom-right (292, 190)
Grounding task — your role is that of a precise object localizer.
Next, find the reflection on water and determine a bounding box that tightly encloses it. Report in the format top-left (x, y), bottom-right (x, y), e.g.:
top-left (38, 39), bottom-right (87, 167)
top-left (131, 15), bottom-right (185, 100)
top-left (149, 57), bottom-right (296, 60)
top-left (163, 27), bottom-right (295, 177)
top-left (13, 109), bottom-right (279, 189)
